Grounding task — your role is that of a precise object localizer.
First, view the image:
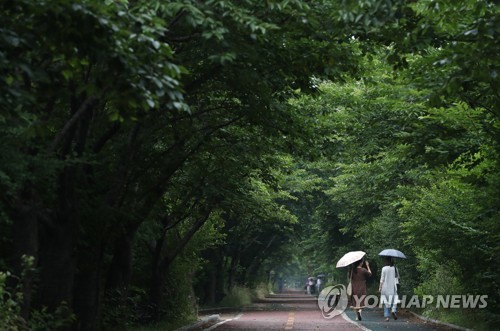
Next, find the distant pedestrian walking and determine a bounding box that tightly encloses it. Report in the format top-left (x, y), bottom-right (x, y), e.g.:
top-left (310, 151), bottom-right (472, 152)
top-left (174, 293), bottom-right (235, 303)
top-left (306, 277), bottom-right (315, 295)
top-left (349, 259), bottom-right (372, 321)
top-left (379, 257), bottom-right (399, 321)
top-left (316, 276), bottom-right (322, 295)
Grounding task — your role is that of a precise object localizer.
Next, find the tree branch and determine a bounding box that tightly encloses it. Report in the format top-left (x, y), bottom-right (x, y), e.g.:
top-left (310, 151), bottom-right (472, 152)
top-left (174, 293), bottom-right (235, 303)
top-left (49, 96), bottom-right (98, 153)
top-left (163, 208), bottom-right (214, 269)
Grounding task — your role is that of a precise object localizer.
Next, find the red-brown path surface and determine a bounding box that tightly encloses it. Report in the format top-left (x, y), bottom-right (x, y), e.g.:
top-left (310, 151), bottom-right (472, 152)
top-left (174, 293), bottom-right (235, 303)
top-left (199, 289), bottom-right (459, 331)
top-left (202, 289), bottom-right (363, 331)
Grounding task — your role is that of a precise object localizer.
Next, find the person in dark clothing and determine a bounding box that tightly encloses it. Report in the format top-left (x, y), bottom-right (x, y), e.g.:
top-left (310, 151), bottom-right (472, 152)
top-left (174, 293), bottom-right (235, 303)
top-left (349, 259), bottom-right (372, 321)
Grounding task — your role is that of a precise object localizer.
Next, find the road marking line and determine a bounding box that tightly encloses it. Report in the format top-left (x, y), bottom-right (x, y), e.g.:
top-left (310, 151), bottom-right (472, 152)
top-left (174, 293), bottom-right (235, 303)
top-left (284, 312), bottom-right (295, 330)
top-left (203, 313), bottom-right (243, 331)
top-left (340, 312), bottom-right (371, 331)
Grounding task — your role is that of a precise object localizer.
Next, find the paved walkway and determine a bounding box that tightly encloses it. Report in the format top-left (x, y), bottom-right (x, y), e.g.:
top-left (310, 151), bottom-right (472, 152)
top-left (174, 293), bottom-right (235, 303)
top-left (198, 289), bottom-right (460, 331)
top-left (343, 307), bottom-right (456, 331)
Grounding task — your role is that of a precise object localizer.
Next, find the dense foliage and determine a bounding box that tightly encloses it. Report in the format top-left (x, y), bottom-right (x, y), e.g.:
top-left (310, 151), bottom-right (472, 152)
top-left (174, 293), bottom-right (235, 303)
top-left (288, 59), bottom-right (499, 327)
top-left (0, 0), bottom-right (498, 330)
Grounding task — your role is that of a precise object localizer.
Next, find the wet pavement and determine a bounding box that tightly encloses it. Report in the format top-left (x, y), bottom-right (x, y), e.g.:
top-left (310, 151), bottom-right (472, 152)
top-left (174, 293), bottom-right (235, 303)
top-left (343, 307), bottom-right (457, 331)
top-left (197, 289), bottom-right (462, 331)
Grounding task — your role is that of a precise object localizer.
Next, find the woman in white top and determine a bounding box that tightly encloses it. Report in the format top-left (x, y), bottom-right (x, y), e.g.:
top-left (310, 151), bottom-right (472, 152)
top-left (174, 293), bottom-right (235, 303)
top-left (379, 257), bottom-right (398, 321)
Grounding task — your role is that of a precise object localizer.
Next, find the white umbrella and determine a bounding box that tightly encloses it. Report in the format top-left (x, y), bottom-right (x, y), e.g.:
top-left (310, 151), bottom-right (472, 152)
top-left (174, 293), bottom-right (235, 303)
top-left (379, 249), bottom-right (406, 259)
top-left (336, 251), bottom-right (366, 268)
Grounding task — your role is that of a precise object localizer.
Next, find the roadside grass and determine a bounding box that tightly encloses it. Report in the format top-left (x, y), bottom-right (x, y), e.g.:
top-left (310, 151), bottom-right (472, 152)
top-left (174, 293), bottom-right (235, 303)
top-left (253, 282), bottom-right (269, 301)
top-left (219, 285), bottom-right (253, 307)
top-left (131, 284), bottom-right (267, 330)
top-left (420, 308), bottom-right (494, 331)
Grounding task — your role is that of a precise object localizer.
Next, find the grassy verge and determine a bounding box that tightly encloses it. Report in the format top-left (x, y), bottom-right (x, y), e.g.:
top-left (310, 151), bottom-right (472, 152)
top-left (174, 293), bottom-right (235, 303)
top-left (217, 285), bottom-right (253, 307)
top-left (131, 284), bottom-right (269, 330)
top-left (415, 308), bottom-right (494, 331)
top-left (253, 282), bottom-right (270, 301)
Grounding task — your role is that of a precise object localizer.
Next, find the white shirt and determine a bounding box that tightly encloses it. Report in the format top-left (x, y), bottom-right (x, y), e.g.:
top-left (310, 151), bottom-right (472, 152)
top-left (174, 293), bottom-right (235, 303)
top-left (380, 266), bottom-right (398, 304)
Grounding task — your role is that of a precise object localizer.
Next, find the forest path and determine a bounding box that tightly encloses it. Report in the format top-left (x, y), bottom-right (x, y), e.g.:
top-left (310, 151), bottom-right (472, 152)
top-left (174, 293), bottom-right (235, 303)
top-left (195, 289), bottom-right (460, 331)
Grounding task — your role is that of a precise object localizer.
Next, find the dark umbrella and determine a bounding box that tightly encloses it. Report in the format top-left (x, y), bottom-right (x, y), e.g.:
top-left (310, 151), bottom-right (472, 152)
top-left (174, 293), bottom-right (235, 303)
top-left (379, 249), bottom-right (406, 259)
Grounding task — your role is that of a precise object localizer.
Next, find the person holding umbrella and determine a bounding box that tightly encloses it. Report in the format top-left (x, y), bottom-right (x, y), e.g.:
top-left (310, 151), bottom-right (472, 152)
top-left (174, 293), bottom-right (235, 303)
top-left (379, 255), bottom-right (400, 321)
top-left (336, 251), bottom-right (371, 321)
top-left (349, 259), bottom-right (372, 321)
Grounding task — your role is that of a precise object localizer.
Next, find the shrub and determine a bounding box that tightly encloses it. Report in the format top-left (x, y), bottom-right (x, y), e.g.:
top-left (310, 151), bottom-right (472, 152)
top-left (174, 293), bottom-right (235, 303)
top-left (0, 271), bottom-right (26, 330)
top-left (253, 282), bottom-right (269, 301)
top-left (219, 286), bottom-right (252, 307)
top-left (0, 256), bottom-right (75, 331)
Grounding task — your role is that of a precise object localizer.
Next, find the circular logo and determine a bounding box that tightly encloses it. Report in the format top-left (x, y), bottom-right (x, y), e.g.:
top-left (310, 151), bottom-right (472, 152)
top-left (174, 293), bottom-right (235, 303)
top-left (317, 284), bottom-right (348, 319)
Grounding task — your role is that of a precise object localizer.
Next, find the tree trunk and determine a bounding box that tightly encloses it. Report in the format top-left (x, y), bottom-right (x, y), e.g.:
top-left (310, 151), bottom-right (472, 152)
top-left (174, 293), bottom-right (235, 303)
top-left (149, 235), bottom-right (166, 321)
top-left (73, 266), bottom-right (99, 331)
top-left (105, 229), bottom-right (136, 292)
top-left (73, 239), bottom-right (106, 331)
top-left (227, 248), bottom-right (240, 291)
top-left (37, 216), bottom-right (77, 324)
top-left (148, 209), bottom-right (212, 319)
top-left (205, 249), bottom-right (225, 305)
top-left (207, 264), bottom-right (217, 305)
top-left (37, 169), bottom-right (79, 330)
top-left (9, 192), bottom-right (39, 320)
top-left (149, 267), bottom-right (164, 321)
